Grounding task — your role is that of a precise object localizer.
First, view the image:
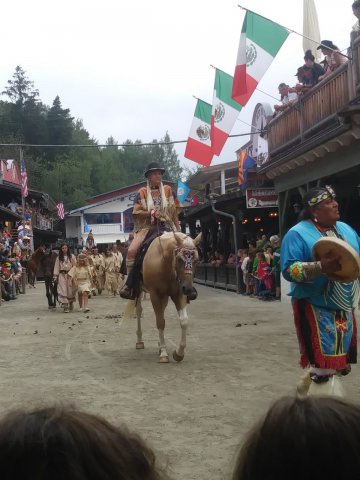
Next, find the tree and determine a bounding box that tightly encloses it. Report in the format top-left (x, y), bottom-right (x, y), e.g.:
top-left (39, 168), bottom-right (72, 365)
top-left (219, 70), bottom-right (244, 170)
top-left (2, 66), bottom-right (39, 106)
top-left (146, 132), bottom-right (182, 182)
top-left (47, 96), bottom-right (73, 144)
top-left (159, 132), bottom-right (182, 181)
top-left (182, 164), bottom-right (201, 181)
top-left (46, 96), bottom-right (74, 161)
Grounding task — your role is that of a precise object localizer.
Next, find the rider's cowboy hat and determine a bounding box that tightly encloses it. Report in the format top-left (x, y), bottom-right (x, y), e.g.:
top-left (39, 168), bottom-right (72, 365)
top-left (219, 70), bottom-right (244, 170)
top-left (144, 162), bottom-right (165, 178)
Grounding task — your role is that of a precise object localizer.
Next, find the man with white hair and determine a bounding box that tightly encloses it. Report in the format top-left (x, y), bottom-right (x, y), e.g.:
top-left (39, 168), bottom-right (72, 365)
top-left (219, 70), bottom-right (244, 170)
top-left (120, 162), bottom-right (181, 300)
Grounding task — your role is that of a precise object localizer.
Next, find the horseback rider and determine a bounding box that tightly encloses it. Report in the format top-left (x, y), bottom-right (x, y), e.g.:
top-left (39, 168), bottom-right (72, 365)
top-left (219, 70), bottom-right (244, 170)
top-left (120, 162), bottom-right (181, 300)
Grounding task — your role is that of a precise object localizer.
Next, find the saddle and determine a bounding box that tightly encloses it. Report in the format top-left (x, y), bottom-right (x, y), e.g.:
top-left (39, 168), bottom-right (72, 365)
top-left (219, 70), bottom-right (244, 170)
top-left (126, 226), bottom-right (168, 298)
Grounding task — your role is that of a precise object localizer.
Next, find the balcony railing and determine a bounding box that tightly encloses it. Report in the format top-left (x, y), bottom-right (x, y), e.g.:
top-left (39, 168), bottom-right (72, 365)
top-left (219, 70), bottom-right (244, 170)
top-left (87, 223), bottom-right (123, 234)
top-left (265, 36), bottom-right (360, 165)
top-left (32, 212), bottom-right (53, 231)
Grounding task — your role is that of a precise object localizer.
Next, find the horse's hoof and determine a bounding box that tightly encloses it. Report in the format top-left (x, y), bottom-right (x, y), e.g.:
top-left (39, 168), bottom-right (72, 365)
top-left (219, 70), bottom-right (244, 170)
top-left (159, 355), bottom-right (169, 364)
top-left (136, 342), bottom-right (144, 350)
top-left (173, 350), bottom-right (184, 362)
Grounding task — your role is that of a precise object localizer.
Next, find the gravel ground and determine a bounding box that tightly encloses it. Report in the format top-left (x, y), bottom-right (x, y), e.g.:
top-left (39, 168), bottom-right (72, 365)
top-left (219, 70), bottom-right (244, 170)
top-left (0, 284), bottom-right (359, 479)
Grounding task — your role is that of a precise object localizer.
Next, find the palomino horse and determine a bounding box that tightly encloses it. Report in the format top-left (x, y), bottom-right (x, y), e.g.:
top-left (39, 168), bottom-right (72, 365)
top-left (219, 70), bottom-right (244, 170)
top-left (134, 231), bottom-right (201, 363)
top-left (41, 249), bottom-right (58, 309)
top-left (27, 245), bottom-right (46, 287)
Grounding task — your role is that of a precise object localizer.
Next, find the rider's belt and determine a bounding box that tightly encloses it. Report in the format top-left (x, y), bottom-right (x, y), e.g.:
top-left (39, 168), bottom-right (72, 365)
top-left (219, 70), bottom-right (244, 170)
top-left (59, 270), bottom-right (68, 274)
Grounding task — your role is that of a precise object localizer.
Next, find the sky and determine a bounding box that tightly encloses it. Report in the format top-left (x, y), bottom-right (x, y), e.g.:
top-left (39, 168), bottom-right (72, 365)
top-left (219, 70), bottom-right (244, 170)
top-left (0, 1), bottom-right (355, 172)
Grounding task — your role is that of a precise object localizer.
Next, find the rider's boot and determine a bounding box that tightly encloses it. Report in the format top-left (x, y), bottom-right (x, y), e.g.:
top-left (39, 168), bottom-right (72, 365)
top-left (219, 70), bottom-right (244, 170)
top-left (120, 261), bottom-right (136, 300)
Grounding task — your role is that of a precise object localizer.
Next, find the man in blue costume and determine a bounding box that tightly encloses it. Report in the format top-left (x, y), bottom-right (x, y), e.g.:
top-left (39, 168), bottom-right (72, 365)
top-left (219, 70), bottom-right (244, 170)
top-left (281, 186), bottom-right (359, 394)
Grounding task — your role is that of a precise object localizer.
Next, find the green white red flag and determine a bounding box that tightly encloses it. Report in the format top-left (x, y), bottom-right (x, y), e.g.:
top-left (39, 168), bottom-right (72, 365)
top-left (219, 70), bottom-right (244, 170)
top-left (185, 99), bottom-right (213, 167)
top-left (211, 69), bottom-right (242, 156)
top-left (232, 11), bottom-right (289, 106)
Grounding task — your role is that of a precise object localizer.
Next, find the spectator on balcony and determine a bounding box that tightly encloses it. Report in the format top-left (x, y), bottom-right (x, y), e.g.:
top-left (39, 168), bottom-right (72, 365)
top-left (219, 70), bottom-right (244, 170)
top-left (22, 202), bottom-right (32, 220)
top-left (274, 83), bottom-right (298, 115)
top-left (317, 40), bottom-right (347, 81)
top-left (303, 49), bottom-right (325, 85)
top-left (7, 199), bottom-right (19, 213)
top-left (352, 1), bottom-right (360, 34)
top-left (290, 66), bottom-right (311, 96)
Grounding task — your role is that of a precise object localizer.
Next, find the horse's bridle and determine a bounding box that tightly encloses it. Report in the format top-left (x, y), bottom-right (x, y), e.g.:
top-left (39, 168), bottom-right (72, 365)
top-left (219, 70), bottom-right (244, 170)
top-left (175, 246), bottom-right (197, 275)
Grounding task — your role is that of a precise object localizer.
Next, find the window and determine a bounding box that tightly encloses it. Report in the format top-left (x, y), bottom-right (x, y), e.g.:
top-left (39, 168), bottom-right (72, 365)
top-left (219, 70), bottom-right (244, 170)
top-left (84, 213), bottom-right (122, 224)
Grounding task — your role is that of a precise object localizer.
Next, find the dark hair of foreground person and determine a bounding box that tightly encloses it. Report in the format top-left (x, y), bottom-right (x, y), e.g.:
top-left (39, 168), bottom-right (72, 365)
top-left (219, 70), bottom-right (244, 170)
top-left (0, 406), bottom-right (168, 480)
top-left (233, 395), bottom-right (360, 480)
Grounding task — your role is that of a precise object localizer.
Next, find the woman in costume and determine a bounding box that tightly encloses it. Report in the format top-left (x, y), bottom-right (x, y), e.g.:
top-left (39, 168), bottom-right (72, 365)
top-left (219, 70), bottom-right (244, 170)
top-left (104, 249), bottom-right (119, 296)
top-left (68, 253), bottom-right (92, 313)
top-left (120, 162), bottom-right (181, 300)
top-left (91, 247), bottom-right (105, 294)
top-left (281, 186), bottom-right (360, 394)
top-left (53, 243), bottom-right (76, 313)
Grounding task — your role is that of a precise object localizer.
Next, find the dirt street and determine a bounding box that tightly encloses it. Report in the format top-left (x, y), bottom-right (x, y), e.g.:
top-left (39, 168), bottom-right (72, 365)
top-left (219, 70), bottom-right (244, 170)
top-left (0, 285), bottom-right (359, 479)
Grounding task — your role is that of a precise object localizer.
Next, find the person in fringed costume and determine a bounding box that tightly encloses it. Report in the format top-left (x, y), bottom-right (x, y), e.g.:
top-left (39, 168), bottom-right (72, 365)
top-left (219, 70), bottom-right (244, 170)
top-left (53, 244), bottom-right (77, 313)
top-left (104, 249), bottom-right (119, 296)
top-left (68, 253), bottom-right (93, 313)
top-left (120, 162), bottom-right (181, 300)
top-left (281, 186), bottom-right (359, 395)
top-left (91, 247), bottom-right (105, 294)
top-left (111, 244), bottom-right (123, 292)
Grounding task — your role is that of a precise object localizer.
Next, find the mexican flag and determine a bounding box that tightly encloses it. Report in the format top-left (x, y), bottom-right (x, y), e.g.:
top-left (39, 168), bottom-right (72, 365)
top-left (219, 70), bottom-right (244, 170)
top-left (232, 11), bottom-right (289, 106)
top-left (185, 99), bottom-right (213, 167)
top-left (211, 69), bottom-right (242, 156)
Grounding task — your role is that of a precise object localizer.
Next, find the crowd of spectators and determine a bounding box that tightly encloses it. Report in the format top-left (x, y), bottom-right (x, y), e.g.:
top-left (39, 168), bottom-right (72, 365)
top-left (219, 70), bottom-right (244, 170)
top-left (0, 241), bottom-right (24, 302)
top-left (0, 217), bottom-right (33, 302)
top-left (274, 33), bottom-right (350, 116)
top-left (203, 233), bottom-right (281, 300)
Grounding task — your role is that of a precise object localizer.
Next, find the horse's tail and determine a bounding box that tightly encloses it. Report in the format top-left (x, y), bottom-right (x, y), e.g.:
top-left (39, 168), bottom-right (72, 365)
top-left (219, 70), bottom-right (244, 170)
top-left (122, 300), bottom-right (136, 321)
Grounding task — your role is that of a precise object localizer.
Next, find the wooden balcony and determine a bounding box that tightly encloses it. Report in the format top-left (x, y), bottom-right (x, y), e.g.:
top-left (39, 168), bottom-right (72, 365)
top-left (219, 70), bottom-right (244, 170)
top-left (263, 35), bottom-right (360, 178)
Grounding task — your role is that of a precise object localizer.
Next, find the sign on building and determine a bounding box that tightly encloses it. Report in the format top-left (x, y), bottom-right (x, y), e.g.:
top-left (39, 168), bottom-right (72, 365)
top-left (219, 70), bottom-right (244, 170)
top-left (246, 188), bottom-right (279, 209)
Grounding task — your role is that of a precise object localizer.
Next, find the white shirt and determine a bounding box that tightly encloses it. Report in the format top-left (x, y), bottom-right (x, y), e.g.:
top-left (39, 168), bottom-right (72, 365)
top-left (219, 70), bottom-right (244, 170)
top-left (282, 91), bottom-right (298, 105)
top-left (8, 202), bottom-right (18, 212)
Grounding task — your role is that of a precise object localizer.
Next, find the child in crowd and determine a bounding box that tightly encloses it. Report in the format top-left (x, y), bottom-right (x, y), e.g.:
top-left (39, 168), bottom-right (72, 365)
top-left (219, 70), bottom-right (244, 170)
top-left (68, 254), bottom-right (92, 313)
top-left (0, 405), bottom-right (168, 480)
top-left (244, 251), bottom-right (255, 296)
top-left (232, 395), bottom-right (360, 480)
top-left (255, 252), bottom-right (268, 296)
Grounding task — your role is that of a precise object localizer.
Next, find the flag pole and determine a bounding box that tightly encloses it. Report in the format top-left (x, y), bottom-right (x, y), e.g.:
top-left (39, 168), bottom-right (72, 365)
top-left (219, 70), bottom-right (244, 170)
top-left (20, 147), bottom-right (25, 223)
top-left (237, 4), bottom-right (351, 59)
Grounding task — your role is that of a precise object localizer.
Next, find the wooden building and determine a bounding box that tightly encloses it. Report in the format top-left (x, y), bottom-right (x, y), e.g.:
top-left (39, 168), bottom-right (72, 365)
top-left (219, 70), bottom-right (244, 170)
top-left (260, 36), bottom-right (360, 235)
